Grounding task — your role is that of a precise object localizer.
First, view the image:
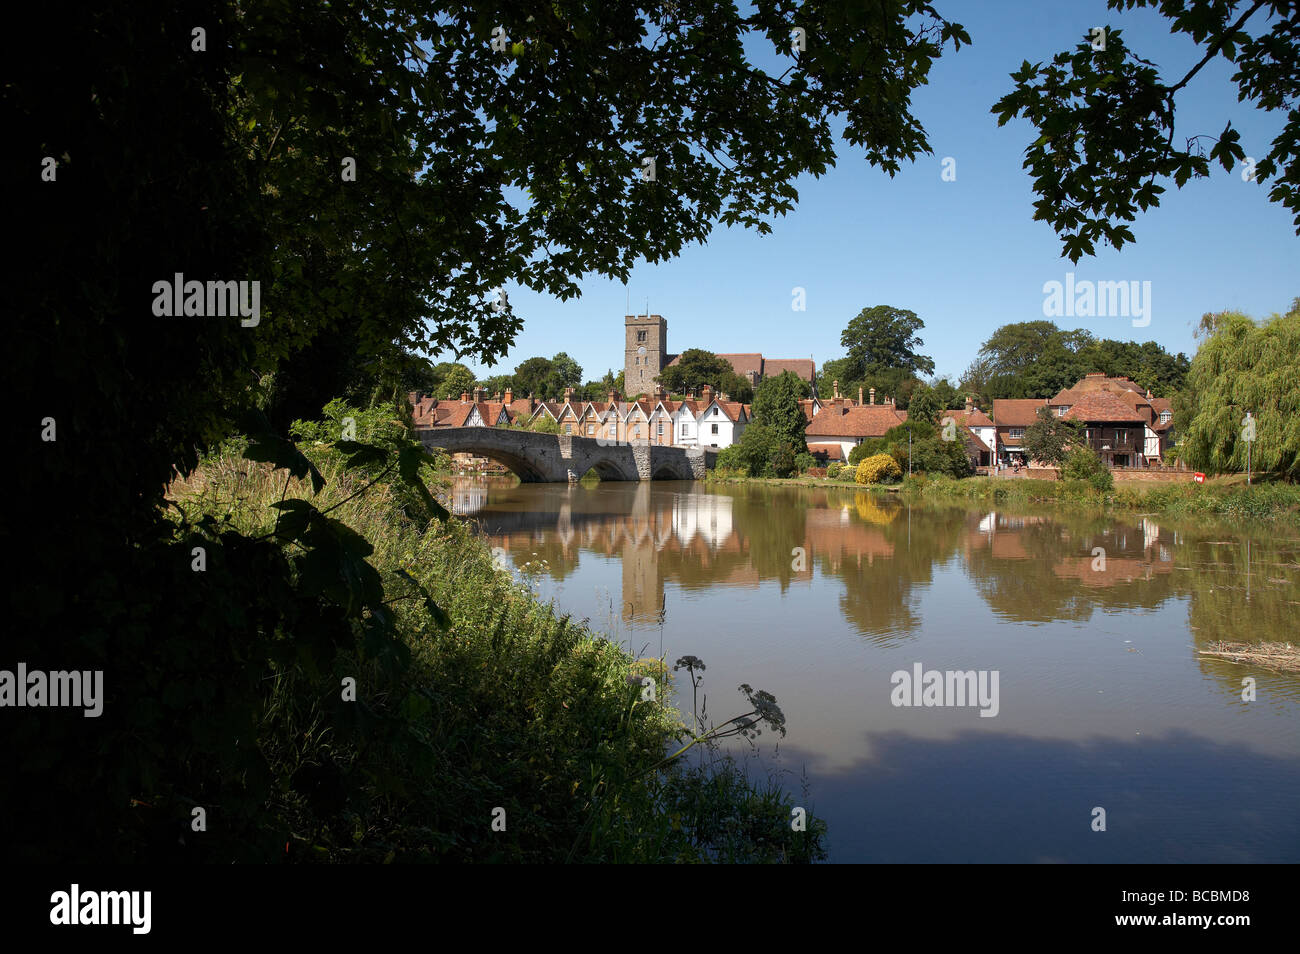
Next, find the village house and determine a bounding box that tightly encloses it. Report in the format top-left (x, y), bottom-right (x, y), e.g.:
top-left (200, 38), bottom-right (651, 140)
top-left (940, 397), bottom-right (996, 469)
top-left (992, 373), bottom-right (1175, 468)
top-left (804, 386), bottom-right (907, 463)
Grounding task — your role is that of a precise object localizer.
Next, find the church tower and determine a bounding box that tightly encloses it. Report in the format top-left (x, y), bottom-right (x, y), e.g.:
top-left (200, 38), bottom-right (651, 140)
top-left (624, 313), bottom-right (667, 398)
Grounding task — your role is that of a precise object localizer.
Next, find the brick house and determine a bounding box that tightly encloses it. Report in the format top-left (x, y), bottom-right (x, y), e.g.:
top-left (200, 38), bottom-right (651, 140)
top-left (804, 388), bottom-right (907, 463)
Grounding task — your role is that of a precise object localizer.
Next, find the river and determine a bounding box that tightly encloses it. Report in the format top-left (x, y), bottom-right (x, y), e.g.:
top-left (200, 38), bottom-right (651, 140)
top-left (451, 476), bottom-right (1300, 863)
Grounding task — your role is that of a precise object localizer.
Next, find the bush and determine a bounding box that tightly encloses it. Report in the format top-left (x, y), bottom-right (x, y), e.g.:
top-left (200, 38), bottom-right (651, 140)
top-left (1061, 446), bottom-right (1113, 491)
top-left (855, 453), bottom-right (902, 485)
top-left (827, 461), bottom-right (844, 479)
top-left (795, 451), bottom-right (816, 474)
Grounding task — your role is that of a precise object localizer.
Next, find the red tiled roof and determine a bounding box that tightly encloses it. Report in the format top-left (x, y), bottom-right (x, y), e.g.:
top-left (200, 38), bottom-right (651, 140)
top-left (1062, 392), bottom-right (1146, 423)
top-left (805, 405), bottom-right (907, 438)
top-left (763, 358), bottom-right (816, 382)
top-left (713, 353), bottom-right (765, 379)
top-left (992, 399), bottom-right (1047, 428)
top-left (943, 408), bottom-right (994, 428)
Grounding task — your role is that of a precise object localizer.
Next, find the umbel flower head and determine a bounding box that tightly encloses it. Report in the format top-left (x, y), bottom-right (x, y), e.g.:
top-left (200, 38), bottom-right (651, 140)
top-left (673, 655), bottom-right (705, 673)
top-left (738, 683), bottom-right (787, 738)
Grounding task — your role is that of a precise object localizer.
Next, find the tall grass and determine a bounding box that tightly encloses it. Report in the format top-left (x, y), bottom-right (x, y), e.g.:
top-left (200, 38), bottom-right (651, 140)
top-left (169, 442), bottom-right (826, 862)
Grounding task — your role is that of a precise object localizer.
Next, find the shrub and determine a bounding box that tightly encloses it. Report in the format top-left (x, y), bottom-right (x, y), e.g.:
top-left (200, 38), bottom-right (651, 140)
top-left (855, 453), bottom-right (902, 485)
top-left (795, 451), bottom-right (816, 474)
top-left (827, 461), bottom-right (844, 480)
top-left (1061, 446), bottom-right (1113, 491)
top-left (848, 442), bottom-right (871, 466)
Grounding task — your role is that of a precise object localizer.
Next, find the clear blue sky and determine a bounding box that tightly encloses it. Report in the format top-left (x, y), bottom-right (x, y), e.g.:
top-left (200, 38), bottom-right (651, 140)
top-left (456, 0), bottom-right (1298, 386)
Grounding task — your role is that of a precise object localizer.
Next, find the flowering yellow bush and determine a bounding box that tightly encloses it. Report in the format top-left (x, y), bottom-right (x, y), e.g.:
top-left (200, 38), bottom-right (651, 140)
top-left (855, 453), bottom-right (902, 485)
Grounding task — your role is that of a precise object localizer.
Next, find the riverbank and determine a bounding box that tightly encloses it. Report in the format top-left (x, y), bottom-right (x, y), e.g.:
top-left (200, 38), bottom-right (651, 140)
top-left (168, 434), bottom-right (825, 862)
top-left (707, 471), bottom-right (1300, 524)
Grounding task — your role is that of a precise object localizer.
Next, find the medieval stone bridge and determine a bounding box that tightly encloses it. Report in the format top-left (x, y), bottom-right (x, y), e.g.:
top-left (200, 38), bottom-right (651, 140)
top-left (420, 427), bottom-right (717, 482)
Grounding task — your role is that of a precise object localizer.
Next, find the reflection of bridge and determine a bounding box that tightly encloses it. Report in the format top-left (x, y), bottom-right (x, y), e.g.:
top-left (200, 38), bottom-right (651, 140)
top-left (421, 427), bottom-right (716, 482)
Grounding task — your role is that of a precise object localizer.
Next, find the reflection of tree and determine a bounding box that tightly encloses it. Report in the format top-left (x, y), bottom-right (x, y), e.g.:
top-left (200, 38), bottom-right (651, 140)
top-left (1184, 535), bottom-right (1300, 696)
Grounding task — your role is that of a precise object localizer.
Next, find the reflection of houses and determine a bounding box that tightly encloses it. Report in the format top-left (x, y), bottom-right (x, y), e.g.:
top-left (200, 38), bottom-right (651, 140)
top-left (670, 493), bottom-right (733, 549)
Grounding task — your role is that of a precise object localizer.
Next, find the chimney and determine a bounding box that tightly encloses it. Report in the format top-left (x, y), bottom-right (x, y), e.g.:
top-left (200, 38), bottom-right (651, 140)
top-left (1146, 388), bottom-right (1152, 400)
top-left (702, 384), bottom-right (714, 403)
top-left (858, 386), bottom-right (864, 406)
top-left (608, 389), bottom-right (618, 406)
top-left (833, 379), bottom-right (840, 399)
top-left (504, 387), bottom-right (513, 404)
top-left (965, 395), bottom-right (973, 413)
top-left (869, 387), bottom-right (876, 405)
top-left (564, 386), bottom-right (574, 403)
top-left (460, 391), bottom-right (470, 403)
top-left (408, 391), bottom-right (420, 406)
top-left (473, 386), bottom-right (485, 403)
top-left (720, 392), bottom-right (729, 402)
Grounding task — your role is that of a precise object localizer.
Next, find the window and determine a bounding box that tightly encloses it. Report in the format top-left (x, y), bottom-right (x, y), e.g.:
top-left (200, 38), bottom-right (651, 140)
top-left (714, 407), bottom-right (720, 416)
top-left (1009, 428), bottom-right (1024, 438)
top-left (1055, 406), bottom-right (1067, 416)
top-left (637, 330), bottom-right (647, 342)
top-left (634, 427), bottom-right (641, 439)
top-left (1119, 429), bottom-right (1128, 445)
top-left (1160, 411), bottom-right (1171, 423)
top-left (711, 423), bottom-right (719, 435)
top-left (657, 421), bottom-right (663, 436)
top-left (680, 424), bottom-right (688, 438)
top-left (564, 424), bottom-right (572, 434)
top-left (586, 424), bottom-right (594, 436)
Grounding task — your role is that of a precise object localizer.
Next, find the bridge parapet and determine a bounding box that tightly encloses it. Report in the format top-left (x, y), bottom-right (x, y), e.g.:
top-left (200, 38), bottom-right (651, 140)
top-left (419, 427), bottom-right (715, 483)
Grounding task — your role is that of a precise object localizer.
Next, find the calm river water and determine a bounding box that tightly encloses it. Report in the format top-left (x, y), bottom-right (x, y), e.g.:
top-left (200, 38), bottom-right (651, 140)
top-left (453, 476), bottom-right (1300, 863)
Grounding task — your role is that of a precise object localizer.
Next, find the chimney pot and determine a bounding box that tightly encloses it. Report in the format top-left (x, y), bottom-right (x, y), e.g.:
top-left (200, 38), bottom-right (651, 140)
top-left (965, 395), bottom-right (973, 412)
top-left (833, 379), bottom-right (840, 398)
top-left (505, 388), bottom-right (513, 404)
top-left (858, 386), bottom-right (864, 406)
top-left (460, 391), bottom-right (470, 403)
top-left (869, 387), bottom-right (876, 405)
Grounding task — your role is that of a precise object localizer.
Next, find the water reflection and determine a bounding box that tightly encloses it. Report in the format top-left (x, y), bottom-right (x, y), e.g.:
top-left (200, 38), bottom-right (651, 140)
top-left (451, 477), bottom-right (1300, 861)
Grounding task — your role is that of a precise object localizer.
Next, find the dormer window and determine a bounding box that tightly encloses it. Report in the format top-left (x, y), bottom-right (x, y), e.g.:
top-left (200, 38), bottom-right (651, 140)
top-left (1160, 411), bottom-right (1171, 423)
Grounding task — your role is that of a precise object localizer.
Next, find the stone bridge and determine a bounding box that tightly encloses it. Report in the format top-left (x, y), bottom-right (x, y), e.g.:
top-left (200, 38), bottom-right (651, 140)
top-left (420, 427), bottom-right (717, 482)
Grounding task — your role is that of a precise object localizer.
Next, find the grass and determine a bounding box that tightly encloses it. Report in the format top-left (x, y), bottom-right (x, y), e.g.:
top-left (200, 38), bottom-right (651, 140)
top-left (167, 440), bottom-right (826, 863)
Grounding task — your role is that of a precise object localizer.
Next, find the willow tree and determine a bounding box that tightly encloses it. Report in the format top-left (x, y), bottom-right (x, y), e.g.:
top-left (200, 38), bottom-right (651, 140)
top-left (1178, 300), bottom-right (1300, 479)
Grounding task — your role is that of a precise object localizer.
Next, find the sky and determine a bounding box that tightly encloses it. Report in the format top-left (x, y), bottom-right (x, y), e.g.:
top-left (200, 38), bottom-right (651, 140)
top-left (454, 0), bottom-right (1299, 386)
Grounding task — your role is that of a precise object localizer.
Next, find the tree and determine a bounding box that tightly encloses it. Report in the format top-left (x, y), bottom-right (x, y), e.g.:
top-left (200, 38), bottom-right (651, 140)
top-left (550, 352), bottom-right (584, 391)
top-left (1022, 406), bottom-right (1085, 470)
top-left (751, 371), bottom-right (810, 452)
top-left (1179, 300), bottom-right (1300, 480)
top-left (994, 1), bottom-right (1300, 263)
top-left (718, 423), bottom-right (779, 477)
top-left (907, 384), bottom-right (943, 426)
top-left (840, 306), bottom-right (935, 382)
top-left (436, 363), bottom-right (477, 399)
top-left (656, 348), bottom-right (752, 402)
top-left (513, 357), bottom-right (556, 399)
